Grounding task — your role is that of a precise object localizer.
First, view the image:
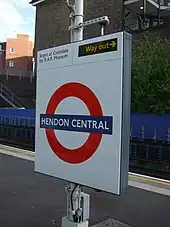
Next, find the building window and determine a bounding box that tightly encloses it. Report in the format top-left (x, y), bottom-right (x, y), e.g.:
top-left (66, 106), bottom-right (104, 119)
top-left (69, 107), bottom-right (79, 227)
top-left (10, 47), bottom-right (14, 53)
top-left (0, 45), bottom-right (2, 51)
top-left (9, 60), bottom-right (14, 68)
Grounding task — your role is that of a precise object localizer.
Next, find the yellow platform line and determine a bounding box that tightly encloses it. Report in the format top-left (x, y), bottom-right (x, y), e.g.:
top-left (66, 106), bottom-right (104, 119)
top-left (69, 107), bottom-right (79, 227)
top-left (0, 144), bottom-right (34, 158)
top-left (129, 173), bottom-right (170, 187)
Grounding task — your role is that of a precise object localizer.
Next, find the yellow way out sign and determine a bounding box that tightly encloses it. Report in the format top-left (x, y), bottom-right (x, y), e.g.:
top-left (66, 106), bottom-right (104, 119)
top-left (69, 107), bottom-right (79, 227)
top-left (78, 38), bottom-right (117, 57)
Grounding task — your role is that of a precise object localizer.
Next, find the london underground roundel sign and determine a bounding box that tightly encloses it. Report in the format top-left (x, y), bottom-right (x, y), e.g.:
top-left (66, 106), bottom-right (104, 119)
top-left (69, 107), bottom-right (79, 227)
top-left (40, 82), bottom-right (113, 164)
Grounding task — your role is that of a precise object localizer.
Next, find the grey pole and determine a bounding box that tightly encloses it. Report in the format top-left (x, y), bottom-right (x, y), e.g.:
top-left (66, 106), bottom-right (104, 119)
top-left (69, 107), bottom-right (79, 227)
top-left (74, 0), bottom-right (84, 42)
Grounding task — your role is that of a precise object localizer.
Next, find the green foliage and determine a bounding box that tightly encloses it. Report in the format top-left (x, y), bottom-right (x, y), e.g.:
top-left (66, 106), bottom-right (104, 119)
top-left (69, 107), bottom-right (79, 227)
top-left (132, 32), bottom-right (170, 113)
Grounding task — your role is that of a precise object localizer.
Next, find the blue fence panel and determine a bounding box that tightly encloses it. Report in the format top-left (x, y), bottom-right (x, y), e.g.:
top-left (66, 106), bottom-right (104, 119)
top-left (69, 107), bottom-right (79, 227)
top-left (0, 116), bottom-right (35, 127)
top-left (0, 108), bottom-right (35, 118)
top-left (142, 126), bottom-right (155, 139)
top-left (131, 113), bottom-right (170, 128)
top-left (131, 124), bottom-right (141, 138)
top-left (0, 109), bottom-right (170, 141)
top-left (155, 126), bottom-right (168, 141)
top-left (0, 109), bottom-right (35, 127)
top-left (131, 113), bottom-right (170, 140)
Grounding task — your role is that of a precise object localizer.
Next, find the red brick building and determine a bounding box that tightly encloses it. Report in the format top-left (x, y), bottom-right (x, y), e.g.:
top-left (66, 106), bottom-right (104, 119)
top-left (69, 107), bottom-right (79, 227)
top-left (6, 34), bottom-right (34, 77)
top-left (0, 34), bottom-right (34, 77)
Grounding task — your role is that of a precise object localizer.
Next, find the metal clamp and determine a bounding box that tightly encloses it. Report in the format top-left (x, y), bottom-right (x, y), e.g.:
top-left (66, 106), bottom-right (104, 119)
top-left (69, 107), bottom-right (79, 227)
top-left (68, 16), bottom-right (110, 30)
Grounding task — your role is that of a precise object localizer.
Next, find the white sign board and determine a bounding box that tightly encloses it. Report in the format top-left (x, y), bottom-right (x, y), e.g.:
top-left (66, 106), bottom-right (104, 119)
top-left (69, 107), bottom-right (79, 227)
top-left (35, 32), bottom-right (132, 195)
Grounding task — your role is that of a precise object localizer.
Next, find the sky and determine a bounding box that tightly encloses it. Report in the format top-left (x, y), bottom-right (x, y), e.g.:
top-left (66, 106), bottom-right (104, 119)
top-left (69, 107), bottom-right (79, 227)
top-left (0, 0), bottom-right (35, 42)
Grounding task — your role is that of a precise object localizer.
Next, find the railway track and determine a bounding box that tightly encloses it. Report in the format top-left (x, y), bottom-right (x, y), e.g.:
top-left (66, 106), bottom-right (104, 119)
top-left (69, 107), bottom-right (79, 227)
top-left (1, 139), bottom-right (170, 181)
top-left (130, 166), bottom-right (170, 181)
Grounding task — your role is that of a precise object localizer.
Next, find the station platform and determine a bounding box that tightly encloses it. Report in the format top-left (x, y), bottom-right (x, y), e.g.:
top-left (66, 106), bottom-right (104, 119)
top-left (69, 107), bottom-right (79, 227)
top-left (0, 145), bottom-right (170, 227)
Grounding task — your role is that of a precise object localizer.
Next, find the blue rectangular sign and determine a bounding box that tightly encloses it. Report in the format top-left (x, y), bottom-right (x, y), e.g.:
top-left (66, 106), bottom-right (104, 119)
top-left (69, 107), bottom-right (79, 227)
top-left (40, 114), bottom-right (113, 135)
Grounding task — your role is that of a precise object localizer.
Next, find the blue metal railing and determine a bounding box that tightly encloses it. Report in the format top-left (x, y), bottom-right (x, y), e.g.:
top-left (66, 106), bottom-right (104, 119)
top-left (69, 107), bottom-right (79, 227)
top-left (0, 111), bottom-right (169, 178)
top-left (0, 112), bottom-right (170, 141)
top-left (0, 115), bottom-right (35, 127)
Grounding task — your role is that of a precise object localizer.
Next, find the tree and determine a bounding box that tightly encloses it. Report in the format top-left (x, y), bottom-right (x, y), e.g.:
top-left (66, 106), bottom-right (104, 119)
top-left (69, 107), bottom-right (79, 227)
top-left (132, 32), bottom-right (170, 113)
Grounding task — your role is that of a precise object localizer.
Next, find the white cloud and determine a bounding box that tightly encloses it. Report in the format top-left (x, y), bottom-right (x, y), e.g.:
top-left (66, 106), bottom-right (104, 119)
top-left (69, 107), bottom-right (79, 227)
top-left (0, 0), bottom-right (35, 42)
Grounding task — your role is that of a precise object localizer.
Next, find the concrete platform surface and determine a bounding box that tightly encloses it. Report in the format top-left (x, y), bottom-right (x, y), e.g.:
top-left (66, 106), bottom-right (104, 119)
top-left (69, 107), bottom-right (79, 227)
top-left (0, 153), bottom-right (170, 227)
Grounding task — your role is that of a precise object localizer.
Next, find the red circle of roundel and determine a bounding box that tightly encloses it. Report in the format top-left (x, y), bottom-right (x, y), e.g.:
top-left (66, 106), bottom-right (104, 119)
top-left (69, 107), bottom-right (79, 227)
top-left (45, 82), bottom-right (103, 164)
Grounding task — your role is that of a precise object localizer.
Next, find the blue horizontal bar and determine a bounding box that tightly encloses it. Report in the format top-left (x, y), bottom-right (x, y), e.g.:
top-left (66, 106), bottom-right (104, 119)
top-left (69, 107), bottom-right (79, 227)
top-left (40, 114), bottom-right (113, 135)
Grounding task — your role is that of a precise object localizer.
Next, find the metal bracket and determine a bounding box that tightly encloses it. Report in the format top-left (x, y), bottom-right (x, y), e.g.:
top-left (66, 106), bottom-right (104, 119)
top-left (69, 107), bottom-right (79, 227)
top-left (68, 16), bottom-right (110, 31)
top-left (65, 184), bottom-right (89, 223)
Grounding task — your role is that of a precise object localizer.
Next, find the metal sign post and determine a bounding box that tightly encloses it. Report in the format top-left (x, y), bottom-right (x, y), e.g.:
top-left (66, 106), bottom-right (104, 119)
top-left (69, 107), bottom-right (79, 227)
top-left (65, 1), bottom-right (88, 227)
top-left (64, 1), bottom-right (110, 227)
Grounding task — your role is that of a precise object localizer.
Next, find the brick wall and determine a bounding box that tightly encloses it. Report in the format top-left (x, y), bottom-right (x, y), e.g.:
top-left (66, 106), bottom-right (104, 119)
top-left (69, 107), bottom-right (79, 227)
top-left (0, 51), bottom-right (6, 73)
top-left (0, 42), bottom-right (6, 74)
top-left (34, 0), bottom-right (123, 53)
